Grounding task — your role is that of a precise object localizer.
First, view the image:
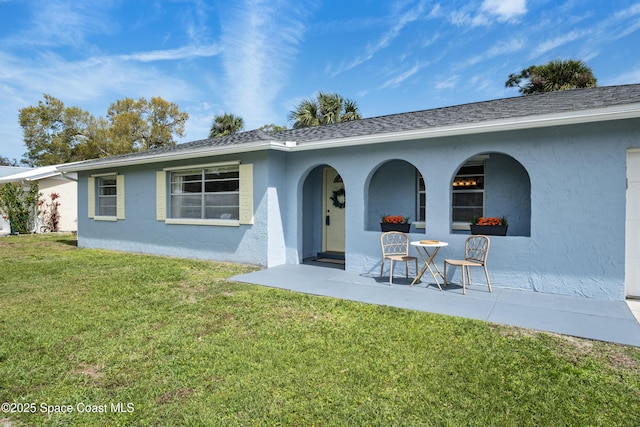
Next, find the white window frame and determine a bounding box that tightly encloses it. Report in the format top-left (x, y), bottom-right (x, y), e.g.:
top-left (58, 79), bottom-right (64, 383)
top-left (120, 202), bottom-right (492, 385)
top-left (157, 161), bottom-right (253, 226)
top-left (88, 173), bottom-right (125, 221)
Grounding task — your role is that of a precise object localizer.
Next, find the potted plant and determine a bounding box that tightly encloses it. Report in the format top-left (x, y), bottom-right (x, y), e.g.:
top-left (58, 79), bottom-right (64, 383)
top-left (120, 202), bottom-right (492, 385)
top-left (470, 216), bottom-right (508, 236)
top-left (380, 215), bottom-right (411, 233)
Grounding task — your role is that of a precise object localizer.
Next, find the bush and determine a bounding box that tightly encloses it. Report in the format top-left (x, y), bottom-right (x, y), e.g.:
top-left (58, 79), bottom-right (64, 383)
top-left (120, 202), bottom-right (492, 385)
top-left (0, 182), bottom-right (40, 234)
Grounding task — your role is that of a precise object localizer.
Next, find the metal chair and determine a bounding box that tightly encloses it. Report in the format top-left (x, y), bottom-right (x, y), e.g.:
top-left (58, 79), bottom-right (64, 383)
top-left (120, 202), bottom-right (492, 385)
top-left (380, 232), bottom-right (418, 285)
top-left (443, 235), bottom-right (492, 294)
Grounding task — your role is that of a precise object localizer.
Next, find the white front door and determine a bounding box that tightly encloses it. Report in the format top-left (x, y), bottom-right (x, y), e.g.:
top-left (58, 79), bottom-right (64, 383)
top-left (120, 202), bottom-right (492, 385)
top-left (323, 168), bottom-right (345, 253)
top-left (626, 150), bottom-right (640, 297)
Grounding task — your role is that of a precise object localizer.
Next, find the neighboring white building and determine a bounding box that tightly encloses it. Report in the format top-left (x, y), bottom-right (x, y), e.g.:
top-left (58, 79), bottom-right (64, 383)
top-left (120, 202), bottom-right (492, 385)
top-left (0, 165), bottom-right (78, 233)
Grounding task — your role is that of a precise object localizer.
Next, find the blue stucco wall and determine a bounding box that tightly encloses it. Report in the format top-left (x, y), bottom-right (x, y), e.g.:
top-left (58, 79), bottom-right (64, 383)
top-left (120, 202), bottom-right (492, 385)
top-left (283, 119), bottom-right (639, 300)
top-left (77, 151), bottom-right (276, 266)
top-left (76, 117), bottom-right (640, 300)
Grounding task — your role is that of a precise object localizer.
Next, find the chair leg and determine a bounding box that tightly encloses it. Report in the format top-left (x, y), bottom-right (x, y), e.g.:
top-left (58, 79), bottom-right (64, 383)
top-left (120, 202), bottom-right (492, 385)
top-left (484, 266), bottom-right (492, 292)
top-left (380, 259), bottom-right (384, 279)
top-left (461, 265), bottom-right (467, 295)
top-left (389, 260), bottom-right (394, 286)
top-left (405, 261), bottom-right (409, 279)
top-left (443, 262), bottom-right (448, 286)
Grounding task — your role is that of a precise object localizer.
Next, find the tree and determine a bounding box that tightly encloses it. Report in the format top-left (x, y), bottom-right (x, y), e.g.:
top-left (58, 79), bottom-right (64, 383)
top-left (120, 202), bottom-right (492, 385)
top-left (19, 94), bottom-right (92, 166)
top-left (259, 123), bottom-right (288, 132)
top-left (0, 156), bottom-right (19, 166)
top-left (209, 113), bottom-right (244, 138)
top-left (505, 59), bottom-right (597, 95)
top-left (289, 92), bottom-right (361, 129)
top-left (18, 95), bottom-right (189, 166)
top-left (106, 97), bottom-right (188, 151)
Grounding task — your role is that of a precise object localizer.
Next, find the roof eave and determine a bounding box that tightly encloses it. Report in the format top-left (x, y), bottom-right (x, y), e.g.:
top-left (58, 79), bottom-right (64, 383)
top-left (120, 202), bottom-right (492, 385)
top-left (289, 103), bottom-right (640, 151)
top-left (57, 103), bottom-right (640, 172)
top-left (57, 140), bottom-right (283, 172)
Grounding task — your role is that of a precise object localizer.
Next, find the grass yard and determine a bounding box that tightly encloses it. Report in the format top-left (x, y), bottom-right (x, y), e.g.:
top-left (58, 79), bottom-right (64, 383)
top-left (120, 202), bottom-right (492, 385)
top-left (1, 234), bottom-right (639, 426)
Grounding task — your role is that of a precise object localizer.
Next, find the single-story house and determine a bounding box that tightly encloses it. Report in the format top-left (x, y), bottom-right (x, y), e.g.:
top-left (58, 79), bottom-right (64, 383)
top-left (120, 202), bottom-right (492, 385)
top-left (58, 84), bottom-right (640, 301)
top-left (0, 165), bottom-right (78, 234)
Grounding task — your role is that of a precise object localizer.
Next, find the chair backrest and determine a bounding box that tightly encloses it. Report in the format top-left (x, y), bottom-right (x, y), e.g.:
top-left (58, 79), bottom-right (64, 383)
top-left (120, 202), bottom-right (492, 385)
top-left (465, 235), bottom-right (490, 264)
top-left (380, 232), bottom-right (409, 257)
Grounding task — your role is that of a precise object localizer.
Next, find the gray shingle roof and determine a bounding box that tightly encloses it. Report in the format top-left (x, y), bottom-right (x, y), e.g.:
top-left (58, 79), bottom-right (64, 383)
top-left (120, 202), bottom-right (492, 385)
top-left (67, 84), bottom-right (640, 166)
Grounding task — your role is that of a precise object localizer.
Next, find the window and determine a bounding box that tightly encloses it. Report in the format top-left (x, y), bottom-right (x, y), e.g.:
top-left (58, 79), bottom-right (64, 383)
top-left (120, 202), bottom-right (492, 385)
top-left (97, 176), bottom-right (117, 217)
top-left (156, 162), bottom-right (253, 225)
top-left (416, 173), bottom-right (425, 222)
top-left (170, 165), bottom-right (239, 220)
top-left (88, 174), bottom-right (125, 220)
top-left (452, 161), bottom-right (484, 229)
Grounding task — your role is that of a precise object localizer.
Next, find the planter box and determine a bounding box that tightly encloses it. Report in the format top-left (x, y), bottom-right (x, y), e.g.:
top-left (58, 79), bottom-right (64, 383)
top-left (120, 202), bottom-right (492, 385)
top-left (380, 223), bottom-right (411, 233)
top-left (470, 225), bottom-right (508, 236)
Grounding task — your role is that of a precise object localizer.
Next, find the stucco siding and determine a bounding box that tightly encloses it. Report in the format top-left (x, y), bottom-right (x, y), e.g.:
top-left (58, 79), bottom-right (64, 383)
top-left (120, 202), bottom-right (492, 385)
top-left (77, 152), bottom-right (273, 266)
top-left (284, 119), bottom-right (639, 300)
top-left (74, 115), bottom-right (640, 301)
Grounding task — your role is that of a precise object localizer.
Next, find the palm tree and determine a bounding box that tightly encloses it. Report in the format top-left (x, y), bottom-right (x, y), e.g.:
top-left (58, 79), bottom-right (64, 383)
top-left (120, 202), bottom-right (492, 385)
top-left (209, 113), bottom-right (244, 138)
top-left (505, 59), bottom-right (597, 95)
top-left (289, 92), bottom-right (362, 129)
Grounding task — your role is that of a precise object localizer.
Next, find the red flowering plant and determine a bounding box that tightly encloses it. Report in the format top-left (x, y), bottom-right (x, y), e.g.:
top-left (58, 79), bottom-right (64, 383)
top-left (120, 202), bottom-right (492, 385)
top-left (381, 215), bottom-right (411, 224)
top-left (471, 216), bottom-right (508, 226)
top-left (38, 192), bottom-right (61, 232)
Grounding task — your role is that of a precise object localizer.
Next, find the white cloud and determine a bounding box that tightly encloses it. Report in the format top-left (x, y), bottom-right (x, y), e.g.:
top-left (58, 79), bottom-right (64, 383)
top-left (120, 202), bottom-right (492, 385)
top-left (380, 62), bottom-right (426, 89)
top-left (435, 74), bottom-right (461, 90)
top-left (119, 44), bottom-right (222, 62)
top-left (480, 0), bottom-right (527, 22)
top-left (218, 0), bottom-right (314, 128)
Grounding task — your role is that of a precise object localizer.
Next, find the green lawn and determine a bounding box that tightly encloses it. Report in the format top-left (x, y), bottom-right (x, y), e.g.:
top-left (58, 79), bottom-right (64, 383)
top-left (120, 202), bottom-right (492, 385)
top-left (1, 234), bottom-right (639, 426)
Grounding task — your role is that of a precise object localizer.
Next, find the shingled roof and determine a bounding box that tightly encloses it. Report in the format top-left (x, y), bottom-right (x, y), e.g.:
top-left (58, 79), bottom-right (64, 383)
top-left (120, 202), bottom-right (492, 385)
top-left (60, 84), bottom-right (640, 170)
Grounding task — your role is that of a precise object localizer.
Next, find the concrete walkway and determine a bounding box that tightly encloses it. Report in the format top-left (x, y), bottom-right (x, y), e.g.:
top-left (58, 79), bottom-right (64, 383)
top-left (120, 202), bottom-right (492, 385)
top-left (231, 264), bottom-right (640, 347)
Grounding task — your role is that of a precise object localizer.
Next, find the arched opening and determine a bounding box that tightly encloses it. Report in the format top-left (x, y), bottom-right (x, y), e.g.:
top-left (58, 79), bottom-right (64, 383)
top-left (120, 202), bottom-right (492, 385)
top-left (365, 159), bottom-right (424, 233)
top-left (451, 153), bottom-right (531, 236)
top-left (300, 164), bottom-right (346, 264)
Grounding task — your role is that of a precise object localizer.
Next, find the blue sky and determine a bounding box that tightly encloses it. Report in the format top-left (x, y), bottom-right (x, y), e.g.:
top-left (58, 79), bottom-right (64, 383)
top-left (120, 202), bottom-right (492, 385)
top-left (1, 0), bottom-right (640, 163)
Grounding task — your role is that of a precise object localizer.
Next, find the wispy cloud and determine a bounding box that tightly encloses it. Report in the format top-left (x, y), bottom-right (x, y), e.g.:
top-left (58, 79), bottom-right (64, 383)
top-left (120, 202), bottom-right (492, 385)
top-left (218, 0), bottom-right (315, 128)
top-left (380, 62), bottom-right (428, 89)
top-left (119, 45), bottom-right (222, 62)
top-left (480, 0), bottom-right (527, 22)
top-left (328, 0), bottom-right (428, 77)
top-left (447, 0), bottom-right (527, 27)
top-left (3, 0), bottom-right (116, 48)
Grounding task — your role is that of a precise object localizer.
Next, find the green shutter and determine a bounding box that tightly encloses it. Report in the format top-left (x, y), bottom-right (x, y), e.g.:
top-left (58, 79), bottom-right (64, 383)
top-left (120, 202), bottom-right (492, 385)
top-left (87, 177), bottom-right (95, 219)
top-left (116, 175), bottom-right (125, 220)
top-left (156, 171), bottom-right (166, 221)
top-left (239, 163), bottom-right (253, 225)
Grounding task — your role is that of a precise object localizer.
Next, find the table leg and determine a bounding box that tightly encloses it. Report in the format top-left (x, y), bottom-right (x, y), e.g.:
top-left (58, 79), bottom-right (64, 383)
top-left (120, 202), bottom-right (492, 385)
top-left (410, 247), bottom-right (443, 290)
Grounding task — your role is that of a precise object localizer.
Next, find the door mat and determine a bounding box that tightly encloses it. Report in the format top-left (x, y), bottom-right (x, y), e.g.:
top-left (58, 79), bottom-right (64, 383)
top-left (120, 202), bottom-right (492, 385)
top-left (315, 258), bottom-right (346, 265)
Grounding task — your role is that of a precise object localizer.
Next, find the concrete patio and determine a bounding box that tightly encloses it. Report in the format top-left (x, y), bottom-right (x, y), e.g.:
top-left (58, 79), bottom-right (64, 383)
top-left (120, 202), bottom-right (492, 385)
top-left (231, 263), bottom-right (640, 347)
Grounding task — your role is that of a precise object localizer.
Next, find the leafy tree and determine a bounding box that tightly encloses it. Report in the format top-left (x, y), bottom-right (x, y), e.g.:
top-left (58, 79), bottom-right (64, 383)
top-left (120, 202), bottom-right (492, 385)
top-left (0, 156), bottom-right (19, 166)
top-left (209, 113), bottom-right (244, 138)
top-left (289, 92), bottom-right (361, 129)
top-left (259, 123), bottom-right (288, 132)
top-left (19, 94), bottom-right (92, 166)
top-left (0, 182), bottom-right (40, 234)
top-left (505, 59), bottom-right (597, 95)
top-left (106, 97), bottom-right (188, 151)
top-left (18, 95), bottom-right (189, 166)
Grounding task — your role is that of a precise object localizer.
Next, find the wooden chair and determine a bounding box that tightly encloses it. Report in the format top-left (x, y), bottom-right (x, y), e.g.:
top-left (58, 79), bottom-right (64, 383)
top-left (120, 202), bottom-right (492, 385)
top-left (380, 232), bottom-right (418, 285)
top-left (443, 235), bottom-right (491, 294)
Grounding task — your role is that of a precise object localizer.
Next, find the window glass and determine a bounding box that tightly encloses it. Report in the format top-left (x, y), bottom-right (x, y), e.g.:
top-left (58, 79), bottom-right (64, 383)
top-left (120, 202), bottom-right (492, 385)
top-left (170, 166), bottom-right (239, 220)
top-left (97, 176), bottom-right (117, 216)
top-left (416, 173), bottom-right (426, 222)
top-left (452, 161), bottom-right (484, 225)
